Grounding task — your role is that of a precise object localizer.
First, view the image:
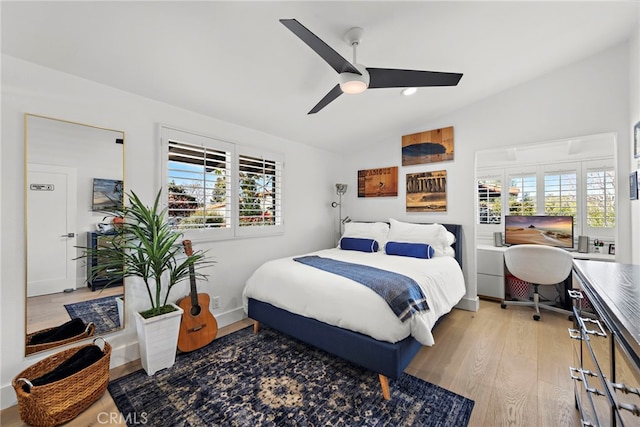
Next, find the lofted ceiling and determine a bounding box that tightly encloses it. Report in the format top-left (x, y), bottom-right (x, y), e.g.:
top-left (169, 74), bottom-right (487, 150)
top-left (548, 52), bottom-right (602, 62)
top-left (2, 1), bottom-right (638, 153)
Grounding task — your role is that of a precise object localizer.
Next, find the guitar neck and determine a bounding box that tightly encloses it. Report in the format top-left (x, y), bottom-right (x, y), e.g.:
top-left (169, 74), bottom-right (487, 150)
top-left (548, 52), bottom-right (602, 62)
top-left (189, 266), bottom-right (198, 306)
top-left (183, 240), bottom-right (199, 307)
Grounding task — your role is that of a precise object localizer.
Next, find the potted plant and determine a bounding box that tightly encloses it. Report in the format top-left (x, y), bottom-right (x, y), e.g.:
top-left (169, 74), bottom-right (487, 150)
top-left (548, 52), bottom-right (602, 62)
top-left (81, 189), bottom-right (211, 374)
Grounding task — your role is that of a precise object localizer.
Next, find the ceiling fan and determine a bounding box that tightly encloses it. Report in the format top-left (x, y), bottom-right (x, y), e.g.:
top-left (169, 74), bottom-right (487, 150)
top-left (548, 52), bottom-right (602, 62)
top-left (280, 18), bottom-right (463, 114)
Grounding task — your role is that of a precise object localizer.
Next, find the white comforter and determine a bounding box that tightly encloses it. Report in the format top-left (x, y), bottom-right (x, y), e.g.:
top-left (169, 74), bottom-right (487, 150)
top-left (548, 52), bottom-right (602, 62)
top-left (242, 248), bottom-right (465, 346)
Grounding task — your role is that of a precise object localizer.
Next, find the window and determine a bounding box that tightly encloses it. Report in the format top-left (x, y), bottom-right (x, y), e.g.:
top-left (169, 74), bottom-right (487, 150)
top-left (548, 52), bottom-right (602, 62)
top-left (477, 177), bottom-right (502, 224)
top-left (237, 150), bottom-right (283, 232)
top-left (586, 167), bottom-right (615, 228)
top-left (476, 133), bottom-right (616, 242)
top-left (544, 170), bottom-right (577, 219)
top-left (167, 140), bottom-right (231, 230)
top-left (161, 126), bottom-right (284, 239)
top-left (508, 174), bottom-right (536, 216)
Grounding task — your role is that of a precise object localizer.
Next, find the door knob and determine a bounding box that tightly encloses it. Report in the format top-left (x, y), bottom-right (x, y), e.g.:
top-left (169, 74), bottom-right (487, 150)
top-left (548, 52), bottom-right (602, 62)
top-left (61, 233), bottom-right (76, 238)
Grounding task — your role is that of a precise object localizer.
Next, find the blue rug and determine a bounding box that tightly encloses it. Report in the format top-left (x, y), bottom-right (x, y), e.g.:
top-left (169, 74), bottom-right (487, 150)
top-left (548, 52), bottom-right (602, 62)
top-left (108, 326), bottom-right (474, 426)
top-left (64, 294), bottom-right (122, 335)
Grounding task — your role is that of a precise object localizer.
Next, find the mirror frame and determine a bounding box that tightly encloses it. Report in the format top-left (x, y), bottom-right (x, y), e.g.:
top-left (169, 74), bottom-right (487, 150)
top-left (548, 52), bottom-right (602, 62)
top-left (24, 113), bottom-right (126, 356)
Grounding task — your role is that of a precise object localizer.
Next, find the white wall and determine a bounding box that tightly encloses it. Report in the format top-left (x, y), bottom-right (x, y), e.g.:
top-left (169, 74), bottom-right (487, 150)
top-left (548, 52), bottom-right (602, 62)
top-left (339, 43), bottom-right (632, 309)
top-left (0, 55), bottom-right (341, 409)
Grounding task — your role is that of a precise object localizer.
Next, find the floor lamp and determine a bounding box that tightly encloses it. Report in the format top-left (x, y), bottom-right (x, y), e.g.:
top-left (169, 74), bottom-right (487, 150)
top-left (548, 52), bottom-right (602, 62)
top-left (331, 183), bottom-right (348, 242)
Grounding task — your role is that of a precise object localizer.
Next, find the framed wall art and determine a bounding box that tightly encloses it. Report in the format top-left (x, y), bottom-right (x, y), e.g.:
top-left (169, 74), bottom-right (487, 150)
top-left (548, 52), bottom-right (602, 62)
top-left (357, 166), bottom-right (398, 197)
top-left (402, 126), bottom-right (454, 166)
top-left (630, 170), bottom-right (638, 201)
top-left (406, 170), bottom-right (447, 212)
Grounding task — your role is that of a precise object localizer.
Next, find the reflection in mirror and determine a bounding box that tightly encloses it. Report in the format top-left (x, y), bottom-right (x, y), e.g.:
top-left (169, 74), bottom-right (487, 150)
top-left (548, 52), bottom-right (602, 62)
top-left (25, 114), bottom-right (125, 356)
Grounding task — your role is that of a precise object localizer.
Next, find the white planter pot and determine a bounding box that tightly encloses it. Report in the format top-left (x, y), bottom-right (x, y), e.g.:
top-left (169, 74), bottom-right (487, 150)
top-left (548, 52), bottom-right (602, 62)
top-left (134, 303), bottom-right (184, 375)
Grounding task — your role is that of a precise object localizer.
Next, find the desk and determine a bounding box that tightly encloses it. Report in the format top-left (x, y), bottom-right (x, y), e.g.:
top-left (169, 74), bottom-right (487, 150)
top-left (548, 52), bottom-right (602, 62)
top-left (476, 244), bottom-right (615, 300)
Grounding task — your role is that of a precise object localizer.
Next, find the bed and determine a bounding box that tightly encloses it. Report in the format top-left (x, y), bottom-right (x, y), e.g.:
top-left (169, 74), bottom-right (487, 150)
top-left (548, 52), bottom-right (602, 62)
top-left (242, 220), bottom-right (465, 399)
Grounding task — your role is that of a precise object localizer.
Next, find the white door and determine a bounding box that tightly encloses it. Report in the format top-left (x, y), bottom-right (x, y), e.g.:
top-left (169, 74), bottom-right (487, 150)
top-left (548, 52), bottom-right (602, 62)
top-left (27, 164), bottom-right (77, 297)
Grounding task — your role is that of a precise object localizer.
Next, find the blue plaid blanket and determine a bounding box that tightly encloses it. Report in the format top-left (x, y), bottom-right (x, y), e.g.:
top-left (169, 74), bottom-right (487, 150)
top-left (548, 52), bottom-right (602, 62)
top-left (293, 255), bottom-right (429, 322)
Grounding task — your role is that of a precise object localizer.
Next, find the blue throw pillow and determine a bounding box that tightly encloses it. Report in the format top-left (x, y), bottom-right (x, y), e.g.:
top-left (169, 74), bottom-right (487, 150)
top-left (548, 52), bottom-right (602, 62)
top-left (340, 237), bottom-right (379, 253)
top-left (386, 242), bottom-right (435, 259)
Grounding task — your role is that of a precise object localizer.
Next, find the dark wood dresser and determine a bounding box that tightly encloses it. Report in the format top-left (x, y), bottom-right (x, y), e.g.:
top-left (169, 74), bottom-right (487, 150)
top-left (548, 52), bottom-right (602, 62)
top-left (570, 260), bottom-right (640, 426)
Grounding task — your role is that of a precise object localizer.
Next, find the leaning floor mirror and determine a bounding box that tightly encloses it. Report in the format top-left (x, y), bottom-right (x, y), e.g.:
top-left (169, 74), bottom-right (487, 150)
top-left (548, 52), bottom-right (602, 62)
top-left (24, 113), bottom-right (125, 356)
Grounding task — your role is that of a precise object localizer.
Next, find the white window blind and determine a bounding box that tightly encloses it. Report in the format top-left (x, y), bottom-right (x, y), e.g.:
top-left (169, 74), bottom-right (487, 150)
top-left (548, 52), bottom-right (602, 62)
top-left (167, 140), bottom-right (232, 230)
top-left (544, 171), bottom-right (577, 219)
top-left (586, 168), bottom-right (615, 228)
top-left (238, 153), bottom-right (283, 228)
top-left (508, 174), bottom-right (536, 215)
top-left (477, 177), bottom-right (502, 224)
top-left (161, 125), bottom-right (285, 240)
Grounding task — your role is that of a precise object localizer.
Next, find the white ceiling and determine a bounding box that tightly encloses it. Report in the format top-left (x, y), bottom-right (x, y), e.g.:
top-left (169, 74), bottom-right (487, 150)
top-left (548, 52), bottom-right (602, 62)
top-left (2, 1), bottom-right (638, 153)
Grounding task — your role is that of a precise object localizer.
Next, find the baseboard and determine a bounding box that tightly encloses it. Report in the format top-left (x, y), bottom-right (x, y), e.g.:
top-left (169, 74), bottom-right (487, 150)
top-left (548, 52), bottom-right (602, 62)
top-left (1, 383), bottom-right (18, 411)
top-left (216, 306), bottom-right (246, 326)
top-left (456, 296), bottom-right (479, 312)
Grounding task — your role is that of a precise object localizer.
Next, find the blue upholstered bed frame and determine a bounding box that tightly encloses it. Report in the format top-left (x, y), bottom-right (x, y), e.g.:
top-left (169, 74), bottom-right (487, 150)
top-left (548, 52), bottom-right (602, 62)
top-left (248, 223), bottom-right (463, 399)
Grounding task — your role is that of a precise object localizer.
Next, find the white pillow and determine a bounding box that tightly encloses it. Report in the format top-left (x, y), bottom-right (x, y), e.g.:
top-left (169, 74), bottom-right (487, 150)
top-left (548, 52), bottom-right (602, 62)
top-left (387, 219), bottom-right (454, 257)
top-left (341, 222), bottom-right (389, 252)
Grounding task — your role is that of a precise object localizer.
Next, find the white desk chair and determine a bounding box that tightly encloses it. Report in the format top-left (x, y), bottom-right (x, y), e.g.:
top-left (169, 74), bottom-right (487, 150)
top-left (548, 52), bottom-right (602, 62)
top-left (501, 244), bottom-right (573, 321)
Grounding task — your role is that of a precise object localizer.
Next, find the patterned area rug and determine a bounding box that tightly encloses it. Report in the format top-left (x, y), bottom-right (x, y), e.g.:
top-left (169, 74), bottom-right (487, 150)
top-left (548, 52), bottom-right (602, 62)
top-left (108, 326), bottom-right (474, 426)
top-left (64, 294), bottom-right (122, 335)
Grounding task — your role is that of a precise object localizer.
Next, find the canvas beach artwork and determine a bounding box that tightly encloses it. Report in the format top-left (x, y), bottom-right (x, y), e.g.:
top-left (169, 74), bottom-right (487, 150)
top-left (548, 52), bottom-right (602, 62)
top-left (402, 126), bottom-right (454, 166)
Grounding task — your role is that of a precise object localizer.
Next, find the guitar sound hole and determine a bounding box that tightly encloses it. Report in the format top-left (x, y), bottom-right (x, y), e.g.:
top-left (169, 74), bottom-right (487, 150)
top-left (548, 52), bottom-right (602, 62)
top-left (190, 305), bottom-right (201, 316)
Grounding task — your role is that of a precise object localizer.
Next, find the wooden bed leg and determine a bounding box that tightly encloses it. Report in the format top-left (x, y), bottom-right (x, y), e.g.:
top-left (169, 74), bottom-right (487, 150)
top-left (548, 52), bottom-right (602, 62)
top-left (253, 320), bottom-right (259, 334)
top-left (378, 374), bottom-right (391, 400)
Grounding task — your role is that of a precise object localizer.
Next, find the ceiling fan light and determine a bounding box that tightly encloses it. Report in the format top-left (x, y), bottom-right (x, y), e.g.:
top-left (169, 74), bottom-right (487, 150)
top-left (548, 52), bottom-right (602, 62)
top-left (339, 66), bottom-right (370, 94)
top-left (340, 75), bottom-right (367, 94)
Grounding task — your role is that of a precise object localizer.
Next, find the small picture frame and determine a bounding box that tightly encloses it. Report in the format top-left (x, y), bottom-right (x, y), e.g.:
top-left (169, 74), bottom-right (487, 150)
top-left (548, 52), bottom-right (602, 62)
top-left (631, 171), bottom-right (638, 200)
top-left (635, 121), bottom-right (640, 159)
top-left (608, 244), bottom-right (615, 255)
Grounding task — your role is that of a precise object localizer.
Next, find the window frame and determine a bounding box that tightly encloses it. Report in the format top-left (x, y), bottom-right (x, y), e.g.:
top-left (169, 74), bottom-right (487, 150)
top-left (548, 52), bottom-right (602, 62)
top-left (477, 159), bottom-right (615, 241)
top-left (477, 172), bottom-right (503, 225)
top-left (160, 125), bottom-right (284, 242)
top-left (235, 145), bottom-right (284, 238)
top-left (583, 160), bottom-right (615, 235)
top-left (506, 167), bottom-right (537, 217)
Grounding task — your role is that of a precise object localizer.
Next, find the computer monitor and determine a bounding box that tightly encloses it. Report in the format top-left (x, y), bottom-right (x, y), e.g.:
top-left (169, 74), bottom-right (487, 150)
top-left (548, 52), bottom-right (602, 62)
top-left (504, 215), bottom-right (574, 248)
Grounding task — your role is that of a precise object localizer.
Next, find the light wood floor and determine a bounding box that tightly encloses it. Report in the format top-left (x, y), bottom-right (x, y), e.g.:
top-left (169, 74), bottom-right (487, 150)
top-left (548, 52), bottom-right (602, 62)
top-left (2, 300), bottom-right (580, 426)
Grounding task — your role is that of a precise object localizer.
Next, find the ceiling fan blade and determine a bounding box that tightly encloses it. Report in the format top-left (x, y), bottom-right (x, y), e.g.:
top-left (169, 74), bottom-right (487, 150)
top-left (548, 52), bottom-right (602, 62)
top-left (367, 68), bottom-right (463, 88)
top-left (280, 19), bottom-right (360, 75)
top-left (308, 84), bottom-right (343, 114)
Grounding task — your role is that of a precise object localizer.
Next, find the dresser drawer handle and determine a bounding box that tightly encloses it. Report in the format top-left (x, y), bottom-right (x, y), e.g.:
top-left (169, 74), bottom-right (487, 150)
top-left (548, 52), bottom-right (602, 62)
top-left (572, 367), bottom-right (606, 397)
top-left (568, 289), bottom-right (583, 300)
top-left (570, 366), bottom-right (583, 381)
top-left (618, 402), bottom-right (640, 417)
top-left (611, 382), bottom-right (640, 398)
top-left (581, 317), bottom-right (607, 337)
top-left (568, 328), bottom-right (582, 340)
top-left (606, 381), bottom-right (640, 417)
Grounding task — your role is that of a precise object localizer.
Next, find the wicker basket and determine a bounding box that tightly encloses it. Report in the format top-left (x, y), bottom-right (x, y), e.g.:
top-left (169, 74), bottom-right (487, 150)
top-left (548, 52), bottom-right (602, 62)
top-left (12, 338), bottom-right (111, 427)
top-left (25, 322), bottom-right (96, 356)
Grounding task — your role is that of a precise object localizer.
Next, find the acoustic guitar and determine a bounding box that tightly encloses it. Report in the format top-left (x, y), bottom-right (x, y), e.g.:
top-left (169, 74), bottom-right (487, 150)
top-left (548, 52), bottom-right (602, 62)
top-left (177, 240), bottom-right (217, 352)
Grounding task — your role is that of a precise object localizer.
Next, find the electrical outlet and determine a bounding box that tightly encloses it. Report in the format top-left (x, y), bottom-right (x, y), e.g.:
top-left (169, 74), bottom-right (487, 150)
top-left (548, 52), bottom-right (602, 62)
top-left (212, 296), bottom-right (221, 309)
